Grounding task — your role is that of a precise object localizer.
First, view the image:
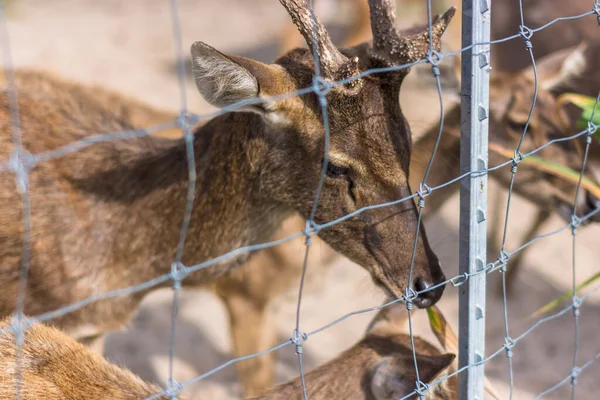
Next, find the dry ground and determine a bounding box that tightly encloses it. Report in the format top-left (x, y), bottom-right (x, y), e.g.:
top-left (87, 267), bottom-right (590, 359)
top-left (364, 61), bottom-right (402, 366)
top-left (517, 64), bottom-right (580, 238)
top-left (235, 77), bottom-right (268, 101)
top-left (2, 0), bottom-right (600, 398)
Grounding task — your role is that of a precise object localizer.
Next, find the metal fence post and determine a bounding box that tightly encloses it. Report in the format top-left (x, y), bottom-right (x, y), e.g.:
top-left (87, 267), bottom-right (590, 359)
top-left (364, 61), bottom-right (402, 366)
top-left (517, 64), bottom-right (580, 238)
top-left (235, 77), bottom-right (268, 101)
top-left (459, 0), bottom-right (490, 398)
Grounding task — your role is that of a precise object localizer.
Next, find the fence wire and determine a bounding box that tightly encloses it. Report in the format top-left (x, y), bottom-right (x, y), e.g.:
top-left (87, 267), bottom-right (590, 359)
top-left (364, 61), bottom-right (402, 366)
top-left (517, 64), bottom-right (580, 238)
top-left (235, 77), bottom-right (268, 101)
top-left (0, 0), bottom-right (599, 399)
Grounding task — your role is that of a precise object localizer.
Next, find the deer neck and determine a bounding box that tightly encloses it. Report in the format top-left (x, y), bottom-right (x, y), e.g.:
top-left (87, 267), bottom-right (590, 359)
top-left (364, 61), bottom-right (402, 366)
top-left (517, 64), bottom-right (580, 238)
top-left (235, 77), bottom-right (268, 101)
top-left (81, 112), bottom-right (292, 286)
top-left (408, 104), bottom-right (461, 217)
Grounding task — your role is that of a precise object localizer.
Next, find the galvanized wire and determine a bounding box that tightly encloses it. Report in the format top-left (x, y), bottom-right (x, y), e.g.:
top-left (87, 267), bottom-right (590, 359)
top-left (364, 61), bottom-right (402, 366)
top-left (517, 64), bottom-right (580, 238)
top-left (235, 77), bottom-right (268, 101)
top-left (0, 1), bottom-right (598, 400)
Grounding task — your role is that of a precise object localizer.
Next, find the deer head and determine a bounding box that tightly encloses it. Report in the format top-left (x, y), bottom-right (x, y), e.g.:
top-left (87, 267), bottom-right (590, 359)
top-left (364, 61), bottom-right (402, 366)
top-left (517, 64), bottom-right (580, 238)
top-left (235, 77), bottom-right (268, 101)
top-left (190, 1), bottom-right (456, 307)
top-left (486, 42), bottom-right (600, 223)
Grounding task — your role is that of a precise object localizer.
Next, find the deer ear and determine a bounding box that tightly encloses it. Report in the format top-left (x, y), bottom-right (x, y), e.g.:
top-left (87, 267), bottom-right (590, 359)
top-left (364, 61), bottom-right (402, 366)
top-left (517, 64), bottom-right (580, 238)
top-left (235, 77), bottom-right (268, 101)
top-left (370, 353), bottom-right (455, 400)
top-left (191, 42), bottom-right (288, 111)
top-left (415, 352), bottom-right (456, 383)
top-left (191, 42), bottom-right (258, 108)
top-left (370, 357), bottom-right (416, 400)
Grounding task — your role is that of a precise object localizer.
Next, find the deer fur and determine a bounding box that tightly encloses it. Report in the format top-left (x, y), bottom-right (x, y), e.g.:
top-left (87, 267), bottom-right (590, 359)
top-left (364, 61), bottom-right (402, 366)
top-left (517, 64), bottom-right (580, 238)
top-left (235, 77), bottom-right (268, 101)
top-left (0, 304), bottom-right (455, 399)
top-left (20, 42), bottom-right (594, 398)
top-left (214, 4), bottom-right (600, 396)
top-left (165, 24), bottom-right (600, 399)
top-left (0, 0), bottom-right (457, 384)
top-left (224, 41), bottom-right (600, 396)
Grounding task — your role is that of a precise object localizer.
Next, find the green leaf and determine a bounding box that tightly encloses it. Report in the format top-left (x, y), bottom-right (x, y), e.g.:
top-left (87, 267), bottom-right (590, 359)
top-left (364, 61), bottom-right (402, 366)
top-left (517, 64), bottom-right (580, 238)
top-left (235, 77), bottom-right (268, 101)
top-left (489, 141), bottom-right (600, 200)
top-left (558, 93), bottom-right (600, 139)
top-left (530, 271), bottom-right (600, 318)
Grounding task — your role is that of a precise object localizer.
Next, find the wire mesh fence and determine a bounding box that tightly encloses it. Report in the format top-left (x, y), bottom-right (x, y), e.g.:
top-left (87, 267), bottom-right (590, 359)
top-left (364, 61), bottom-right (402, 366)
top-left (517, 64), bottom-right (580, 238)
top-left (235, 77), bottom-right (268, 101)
top-left (0, 0), bottom-right (599, 399)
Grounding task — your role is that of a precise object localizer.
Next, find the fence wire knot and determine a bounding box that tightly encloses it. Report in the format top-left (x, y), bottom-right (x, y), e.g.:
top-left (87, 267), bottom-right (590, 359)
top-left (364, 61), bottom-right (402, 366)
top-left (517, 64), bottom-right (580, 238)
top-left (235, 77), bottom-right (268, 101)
top-left (451, 272), bottom-right (469, 287)
top-left (177, 111), bottom-right (189, 128)
top-left (415, 380), bottom-right (430, 399)
top-left (170, 261), bottom-right (188, 289)
top-left (426, 49), bottom-right (443, 77)
top-left (303, 219), bottom-right (319, 241)
top-left (498, 250), bottom-right (510, 272)
top-left (417, 183), bottom-right (432, 209)
top-left (519, 25), bottom-right (534, 49)
top-left (571, 366), bottom-right (581, 385)
top-left (594, 1), bottom-right (600, 24)
top-left (404, 287), bottom-right (418, 311)
top-left (313, 76), bottom-right (332, 98)
top-left (511, 151), bottom-right (524, 173)
top-left (9, 149), bottom-right (35, 193)
top-left (571, 214), bottom-right (582, 234)
top-left (166, 379), bottom-right (183, 397)
top-left (504, 336), bottom-right (515, 358)
top-left (572, 296), bottom-right (582, 317)
top-left (588, 120), bottom-right (598, 136)
top-left (292, 329), bottom-right (308, 354)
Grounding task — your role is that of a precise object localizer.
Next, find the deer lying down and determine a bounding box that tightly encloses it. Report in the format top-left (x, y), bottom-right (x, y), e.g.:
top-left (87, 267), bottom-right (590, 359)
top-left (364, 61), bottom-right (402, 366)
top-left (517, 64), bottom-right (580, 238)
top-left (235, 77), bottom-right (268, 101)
top-left (0, 0), bottom-right (456, 360)
top-left (0, 305), bottom-right (455, 400)
top-left (249, 303), bottom-right (456, 400)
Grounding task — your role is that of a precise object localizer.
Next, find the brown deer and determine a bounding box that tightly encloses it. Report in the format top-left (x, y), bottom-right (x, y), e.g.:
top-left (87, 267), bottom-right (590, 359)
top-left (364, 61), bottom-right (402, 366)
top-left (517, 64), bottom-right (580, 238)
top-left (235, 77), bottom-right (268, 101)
top-left (0, 0), bottom-right (456, 377)
top-left (85, 42), bottom-right (600, 397)
top-left (219, 41), bottom-right (600, 396)
top-left (54, 68), bottom-right (459, 397)
top-left (0, 305), bottom-right (456, 399)
top-left (209, 2), bottom-right (600, 395)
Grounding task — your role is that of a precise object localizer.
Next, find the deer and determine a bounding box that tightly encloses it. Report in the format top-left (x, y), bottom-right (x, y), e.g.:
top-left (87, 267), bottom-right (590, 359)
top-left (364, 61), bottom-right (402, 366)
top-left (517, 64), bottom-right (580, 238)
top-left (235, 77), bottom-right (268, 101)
top-left (74, 40), bottom-right (600, 397)
top-left (0, 304), bottom-right (456, 399)
top-left (217, 40), bottom-right (600, 396)
top-left (279, 0), bottom-right (600, 281)
top-left (45, 67), bottom-right (459, 397)
top-left (0, 0), bottom-right (457, 382)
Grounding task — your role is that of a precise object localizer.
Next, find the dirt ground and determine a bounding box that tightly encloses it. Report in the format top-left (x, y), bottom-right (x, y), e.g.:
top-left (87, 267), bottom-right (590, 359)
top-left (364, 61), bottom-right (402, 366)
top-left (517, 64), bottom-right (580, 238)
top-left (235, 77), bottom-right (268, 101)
top-left (3, 0), bottom-right (600, 398)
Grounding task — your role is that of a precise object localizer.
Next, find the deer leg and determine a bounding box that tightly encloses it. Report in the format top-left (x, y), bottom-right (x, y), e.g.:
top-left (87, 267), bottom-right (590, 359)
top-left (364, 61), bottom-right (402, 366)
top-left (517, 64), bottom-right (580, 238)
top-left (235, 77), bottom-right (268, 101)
top-left (221, 293), bottom-right (276, 397)
top-left (497, 208), bottom-right (552, 295)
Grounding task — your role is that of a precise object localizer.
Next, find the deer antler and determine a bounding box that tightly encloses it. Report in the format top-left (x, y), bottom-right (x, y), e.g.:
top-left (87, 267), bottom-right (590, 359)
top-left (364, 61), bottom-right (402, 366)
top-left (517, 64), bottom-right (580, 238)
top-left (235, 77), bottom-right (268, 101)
top-left (368, 0), bottom-right (456, 65)
top-left (368, 0), bottom-right (399, 57)
top-left (278, 0), bottom-right (349, 79)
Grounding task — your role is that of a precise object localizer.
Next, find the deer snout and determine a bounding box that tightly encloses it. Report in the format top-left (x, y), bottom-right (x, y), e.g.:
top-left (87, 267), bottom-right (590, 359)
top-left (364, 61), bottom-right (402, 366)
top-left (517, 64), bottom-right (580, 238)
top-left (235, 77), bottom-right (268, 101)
top-left (412, 274), bottom-right (445, 308)
top-left (409, 233), bottom-right (446, 308)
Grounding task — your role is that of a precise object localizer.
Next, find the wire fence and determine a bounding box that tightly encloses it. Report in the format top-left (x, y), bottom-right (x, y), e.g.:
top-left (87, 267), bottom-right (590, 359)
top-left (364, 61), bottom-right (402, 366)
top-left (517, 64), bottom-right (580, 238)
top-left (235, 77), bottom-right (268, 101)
top-left (0, 0), bottom-right (599, 399)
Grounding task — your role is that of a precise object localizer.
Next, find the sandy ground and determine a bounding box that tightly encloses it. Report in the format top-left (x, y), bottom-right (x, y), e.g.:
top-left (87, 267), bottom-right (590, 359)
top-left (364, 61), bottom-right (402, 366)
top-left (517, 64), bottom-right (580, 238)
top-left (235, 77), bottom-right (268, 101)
top-left (2, 0), bottom-right (600, 399)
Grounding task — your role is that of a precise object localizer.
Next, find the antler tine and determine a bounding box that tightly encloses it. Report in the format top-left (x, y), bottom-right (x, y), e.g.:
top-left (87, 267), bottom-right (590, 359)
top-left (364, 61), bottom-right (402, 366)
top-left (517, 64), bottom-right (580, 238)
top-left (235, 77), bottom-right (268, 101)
top-left (278, 0), bottom-right (349, 79)
top-left (368, 0), bottom-right (402, 58)
top-left (369, 2), bottom-right (456, 66)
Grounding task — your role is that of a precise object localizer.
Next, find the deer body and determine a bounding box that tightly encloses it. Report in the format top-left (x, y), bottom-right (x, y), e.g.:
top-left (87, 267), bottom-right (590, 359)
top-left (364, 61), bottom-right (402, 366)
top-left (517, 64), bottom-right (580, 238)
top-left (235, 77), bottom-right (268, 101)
top-left (0, 0), bottom-right (457, 370)
top-left (0, 70), bottom-right (295, 337)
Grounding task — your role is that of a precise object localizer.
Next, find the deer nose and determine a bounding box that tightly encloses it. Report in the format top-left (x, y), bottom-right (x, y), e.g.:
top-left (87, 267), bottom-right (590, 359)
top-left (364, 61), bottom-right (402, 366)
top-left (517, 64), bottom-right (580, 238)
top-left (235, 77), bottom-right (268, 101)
top-left (412, 276), bottom-right (445, 308)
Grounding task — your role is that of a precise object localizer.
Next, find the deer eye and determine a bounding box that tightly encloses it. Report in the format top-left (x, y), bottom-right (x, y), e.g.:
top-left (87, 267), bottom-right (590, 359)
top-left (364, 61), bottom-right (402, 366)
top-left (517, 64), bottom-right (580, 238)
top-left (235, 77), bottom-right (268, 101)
top-left (324, 160), bottom-right (349, 178)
